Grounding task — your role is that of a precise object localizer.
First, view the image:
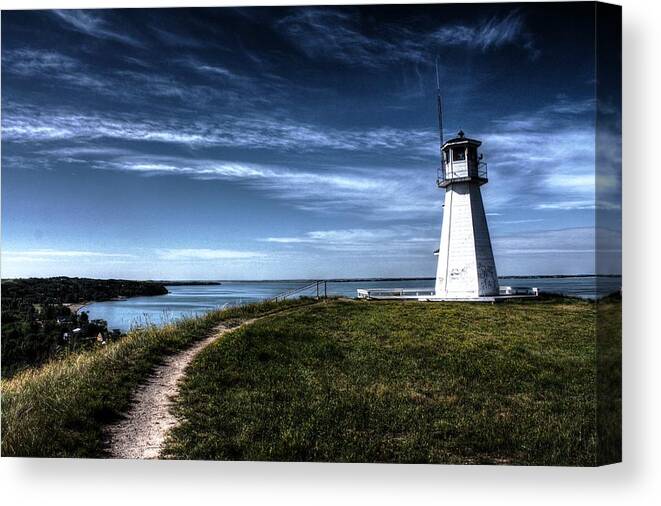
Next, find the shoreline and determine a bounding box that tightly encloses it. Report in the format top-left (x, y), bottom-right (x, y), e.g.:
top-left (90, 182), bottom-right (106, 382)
top-left (64, 302), bottom-right (90, 313)
top-left (65, 295), bottom-right (130, 314)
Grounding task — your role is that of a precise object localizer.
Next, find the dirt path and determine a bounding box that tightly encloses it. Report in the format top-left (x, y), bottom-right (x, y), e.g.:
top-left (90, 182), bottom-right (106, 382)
top-left (106, 318), bottom-right (254, 459)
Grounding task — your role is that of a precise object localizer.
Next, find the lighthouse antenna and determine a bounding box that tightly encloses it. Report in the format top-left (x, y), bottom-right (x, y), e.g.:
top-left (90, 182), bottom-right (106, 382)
top-left (435, 56), bottom-right (444, 161)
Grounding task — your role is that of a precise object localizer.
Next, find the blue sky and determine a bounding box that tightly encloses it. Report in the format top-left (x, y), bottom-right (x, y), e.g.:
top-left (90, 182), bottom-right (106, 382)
top-left (1, 3), bottom-right (621, 280)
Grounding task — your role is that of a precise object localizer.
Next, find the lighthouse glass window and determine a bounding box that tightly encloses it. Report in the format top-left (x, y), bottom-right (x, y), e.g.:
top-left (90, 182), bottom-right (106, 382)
top-left (452, 148), bottom-right (466, 161)
top-left (0, 2), bottom-right (621, 466)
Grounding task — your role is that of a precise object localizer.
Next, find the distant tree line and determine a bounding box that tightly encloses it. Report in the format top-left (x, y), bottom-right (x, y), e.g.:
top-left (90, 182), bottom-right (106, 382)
top-left (2, 276), bottom-right (168, 306)
top-left (1, 277), bottom-right (169, 378)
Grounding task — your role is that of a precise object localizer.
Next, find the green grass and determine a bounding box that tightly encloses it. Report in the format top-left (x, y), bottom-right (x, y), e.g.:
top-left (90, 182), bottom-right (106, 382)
top-left (596, 295), bottom-right (622, 465)
top-left (163, 297), bottom-right (608, 465)
top-left (1, 298), bottom-right (315, 458)
top-left (2, 296), bottom-right (620, 464)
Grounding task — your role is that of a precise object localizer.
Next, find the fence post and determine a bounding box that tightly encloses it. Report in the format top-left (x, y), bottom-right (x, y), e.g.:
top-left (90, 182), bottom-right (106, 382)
top-left (324, 281), bottom-right (327, 299)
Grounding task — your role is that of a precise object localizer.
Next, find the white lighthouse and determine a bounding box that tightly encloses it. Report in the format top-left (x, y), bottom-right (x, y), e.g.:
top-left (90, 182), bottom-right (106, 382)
top-left (434, 130), bottom-right (499, 299)
top-left (355, 79), bottom-right (538, 301)
top-left (355, 128), bottom-right (538, 301)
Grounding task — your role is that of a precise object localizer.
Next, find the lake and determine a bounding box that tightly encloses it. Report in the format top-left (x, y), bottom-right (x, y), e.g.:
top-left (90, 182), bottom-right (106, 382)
top-left (83, 276), bottom-right (621, 331)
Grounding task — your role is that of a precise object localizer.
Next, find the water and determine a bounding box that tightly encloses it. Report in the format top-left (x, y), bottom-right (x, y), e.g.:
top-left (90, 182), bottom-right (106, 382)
top-left (83, 276), bottom-right (621, 331)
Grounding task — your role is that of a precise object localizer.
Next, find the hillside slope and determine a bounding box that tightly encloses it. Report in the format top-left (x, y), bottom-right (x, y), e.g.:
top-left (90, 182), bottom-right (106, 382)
top-left (163, 298), bottom-right (611, 465)
top-left (1, 298), bottom-right (313, 457)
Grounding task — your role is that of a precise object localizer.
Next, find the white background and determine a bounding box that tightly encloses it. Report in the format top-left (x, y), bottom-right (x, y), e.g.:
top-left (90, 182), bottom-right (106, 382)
top-left (1, 0), bottom-right (659, 504)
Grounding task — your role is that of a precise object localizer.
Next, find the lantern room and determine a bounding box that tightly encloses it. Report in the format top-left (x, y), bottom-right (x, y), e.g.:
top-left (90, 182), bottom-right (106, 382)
top-left (437, 130), bottom-right (488, 188)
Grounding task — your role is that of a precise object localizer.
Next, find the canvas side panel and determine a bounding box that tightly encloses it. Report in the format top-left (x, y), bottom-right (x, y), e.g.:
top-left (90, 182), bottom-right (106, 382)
top-left (595, 0), bottom-right (622, 466)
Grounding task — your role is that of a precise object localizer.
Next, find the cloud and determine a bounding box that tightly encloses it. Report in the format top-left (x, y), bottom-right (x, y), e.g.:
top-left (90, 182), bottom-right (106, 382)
top-left (536, 201), bottom-right (621, 211)
top-left (492, 218), bottom-right (544, 225)
top-left (3, 249), bottom-right (135, 262)
top-left (3, 45), bottom-right (301, 110)
top-left (492, 227), bottom-right (621, 255)
top-left (265, 228), bottom-right (395, 245)
top-left (2, 49), bottom-right (108, 89)
top-left (4, 228), bottom-right (617, 276)
top-left (157, 249), bottom-right (266, 260)
top-left (149, 25), bottom-right (205, 48)
top-left (38, 146), bottom-right (136, 158)
top-left (477, 100), bottom-right (621, 214)
top-left (3, 94), bottom-right (605, 218)
top-left (2, 106), bottom-right (433, 155)
top-left (190, 62), bottom-right (236, 78)
top-left (2, 49), bottom-right (206, 103)
top-left (477, 97), bottom-right (601, 212)
top-left (90, 155), bottom-right (432, 216)
top-left (492, 227), bottom-right (621, 275)
top-left (263, 226), bottom-right (436, 255)
top-left (52, 10), bottom-right (142, 47)
top-left (2, 49), bottom-right (79, 75)
top-left (103, 159), bottom-right (269, 179)
top-left (277, 9), bottom-right (411, 68)
top-left (431, 11), bottom-right (539, 58)
top-left (276, 8), bottom-right (538, 67)
top-left (545, 174), bottom-right (595, 189)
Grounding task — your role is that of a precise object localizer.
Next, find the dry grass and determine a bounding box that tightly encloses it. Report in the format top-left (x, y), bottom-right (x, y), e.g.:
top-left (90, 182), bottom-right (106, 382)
top-left (1, 298), bottom-right (313, 457)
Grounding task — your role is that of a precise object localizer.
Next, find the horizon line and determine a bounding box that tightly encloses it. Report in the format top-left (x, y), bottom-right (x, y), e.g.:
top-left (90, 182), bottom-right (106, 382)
top-left (1, 274), bottom-right (623, 283)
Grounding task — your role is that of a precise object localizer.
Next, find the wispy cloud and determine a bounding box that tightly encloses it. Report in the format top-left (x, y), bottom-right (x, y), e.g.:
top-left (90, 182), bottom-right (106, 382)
top-left (3, 44), bottom-right (297, 111)
top-left (430, 11), bottom-right (539, 58)
top-left (157, 249), bottom-right (266, 260)
top-left (478, 97), bottom-right (600, 212)
top-left (263, 226), bottom-right (436, 255)
top-left (53, 10), bottom-right (142, 47)
top-left (101, 159), bottom-right (269, 179)
top-left (2, 105), bottom-right (433, 155)
top-left (2, 49), bottom-right (208, 103)
top-left (38, 146), bottom-right (136, 158)
top-left (3, 94), bottom-right (604, 216)
top-left (277, 9), bottom-right (410, 68)
top-left (277, 8), bottom-right (538, 67)
top-left (3, 249), bottom-right (135, 262)
top-left (536, 200), bottom-right (620, 211)
top-left (184, 59), bottom-right (237, 78)
top-left (149, 25), bottom-right (204, 48)
top-left (2, 48), bottom-right (108, 89)
top-left (108, 70), bottom-right (227, 103)
top-left (2, 49), bottom-right (79, 75)
top-left (492, 227), bottom-right (620, 255)
top-left (91, 155), bottom-right (432, 217)
top-left (265, 228), bottom-right (397, 245)
top-left (492, 218), bottom-right (544, 225)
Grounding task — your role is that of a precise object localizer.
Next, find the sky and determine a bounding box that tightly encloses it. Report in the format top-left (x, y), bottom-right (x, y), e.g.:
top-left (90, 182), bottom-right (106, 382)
top-left (1, 3), bottom-right (621, 280)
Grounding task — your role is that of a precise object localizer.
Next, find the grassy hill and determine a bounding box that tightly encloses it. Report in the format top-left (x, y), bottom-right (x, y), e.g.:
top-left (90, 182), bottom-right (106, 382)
top-left (163, 297), bottom-right (615, 465)
top-left (2, 296), bottom-right (620, 465)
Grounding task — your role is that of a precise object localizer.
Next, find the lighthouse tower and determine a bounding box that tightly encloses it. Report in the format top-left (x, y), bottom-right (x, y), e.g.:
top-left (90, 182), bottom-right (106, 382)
top-left (434, 130), bottom-right (499, 298)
